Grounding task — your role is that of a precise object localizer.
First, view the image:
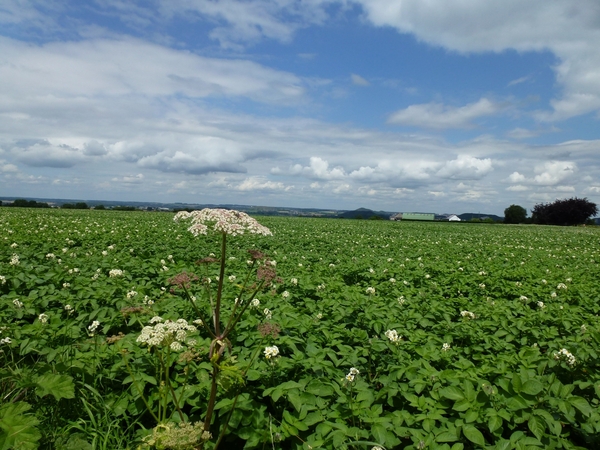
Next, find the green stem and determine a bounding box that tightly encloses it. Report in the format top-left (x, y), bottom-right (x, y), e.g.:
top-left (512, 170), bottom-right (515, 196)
top-left (214, 233), bottom-right (227, 337)
top-left (122, 354), bottom-right (160, 423)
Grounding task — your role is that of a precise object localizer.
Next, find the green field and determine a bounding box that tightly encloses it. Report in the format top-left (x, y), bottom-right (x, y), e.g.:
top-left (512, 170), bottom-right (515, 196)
top-left (1, 209), bottom-right (599, 449)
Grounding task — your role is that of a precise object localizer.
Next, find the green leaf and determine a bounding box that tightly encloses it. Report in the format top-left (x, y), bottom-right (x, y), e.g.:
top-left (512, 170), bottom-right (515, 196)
top-left (521, 380), bottom-right (544, 396)
top-left (246, 369), bottom-right (261, 381)
top-left (488, 415), bottom-right (503, 433)
top-left (371, 423), bottom-right (387, 445)
top-left (440, 386), bottom-right (465, 401)
top-left (463, 425), bottom-right (486, 447)
top-left (436, 431), bottom-right (459, 443)
top-left (34, 373), bottom-right (75, 400)
top-left (511, 373), bottom-right (522, 393)
top-left (0, 402), bottom-right (41, 450)
top-left (569, 396), bottom-right (593, 417)
top-left (528, 415), bottom-right (545, 441)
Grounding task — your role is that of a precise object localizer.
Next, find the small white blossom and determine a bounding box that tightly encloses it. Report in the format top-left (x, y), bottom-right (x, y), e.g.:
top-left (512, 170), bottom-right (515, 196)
top-left (109, 269), bottom-right (123, 277)
top-left (264, 345), bottom-right (279, 359)
top-left (290, 278), bottom-right (298, 285)
top-left (0, 275), bottom-right (6, 285)
top-left (0, 337), bottom-right (11, 345)
top-left (460, 310), bottom-right (476, 320)
top-left (228, 275), bottom-right (236, 282)
top-left (10, 243), bottom-right (18, 248)
top-left (389, 278), bottom-right (396, 283)
top-left (366, 287), bottom-right (375, 295)
top-left (537, 301), bottom-right (546, 309)
top-left (442, 343), bottom-right (451, 352)
top-left (385, 329), bottom-right (401, 344)
top-left (397, 296), bottom-right (406, 306)
top-left (63, 282), bottom-right (70, 289)
top-left (345, 367), bottom-right (359, 382)
top-left (13, 299), bottom-right (23, 308)
top-left (557, 283), bottom-right (568, 290)
top-left (9, 254), bottom-right (20, 266)
top-left (88, 320), bottom-right (100, 334)
top-left (263, 308), bottom-right (272, 320)
top-left (553, 348), bottom-right (576, 366)
top-left (250, 298), bottom-right (260, 308)
top-left (316, 313), bottom-right (323, 319)
top-left (127, 290), bottom-right (138, 299)
top-left (281, 291), bottom-right (289, 299)
top-left (64, 304), bottom-right (74, 314)
top-left (38, 313), bottom-right (49, 324)
top-left (46, 253), bottom-right (56, 259)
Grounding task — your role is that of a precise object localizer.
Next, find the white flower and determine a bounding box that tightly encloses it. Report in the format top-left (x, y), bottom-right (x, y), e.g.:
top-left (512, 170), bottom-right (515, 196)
top-left (519, 295), bottom-right (528, 301)
top-left (127, 290), bottom-right (138, 299)
top-left (10, 243), bottom-right (18, 248)
top-left (46, 253), bottom-right (56, 259)
top-left (263, 308), bottom-right (272, 320)
top-left (264, 345), bottom-right (279, 359)
top-left (63, 282), bottom-right (70, 289)
top-left (88, 320), bottom-right (100, 334)
top-left (389, 278), bottom-right (396, 283)
top-left (553, 348), bottom-right (576, 366)
top-left (13, 299), bottom-right (23, 308)
top-left (109, 269), bottom-right (123, 277)
top-left (479, 283), bottom-right (486, 289)
top-left (0, 275), bottom-right (6, 285)
top-left (317, 283), bottom-right (325, 290)
top-left (228, 275), bottom-right (236, 282)
top-left (250, 298), bottom-right (260, 308)
top-left (366, 287), bottom-right (375, 295)
top-left (442, 343), bottom-right (451, 352)
top-left (397, 296), bottom-right (406, 306)
top-left (290, 278), bottom-right (298, 285)
top-left (38, 313), bottom-right (49, 324)
top-left (329, 263), bottom-right (335, 268)
top-left (537, 301), bottom-right (546, 309)
top-left (170, 341), bottom-right (183, 352)
top-left (551, 292), bottom-right (557, 298)
top-left (64, 304), bottom-right (74, 314)
top-left (102, 250), bottom-right (108, 256)
top-left (174, 208), bottom-right (272, 237)
top-left (460, 310), bottom-right (476, 320)
top-left (369, 268), bottom-right (375, 273)
top-left (345, 367), bottom-right (359, 382)
top-left (385, 329), bottom-right (401, 344)
top-left (0, 337), bottom-right (11, 345)
top-left (282, 291), bottom-right (289, 299)
top-left (557, 283), bottom-right (568, 290)
top-left (316, 313), bottom-right (323, 319)
top-left (9, 254), bottom-right (20, 266)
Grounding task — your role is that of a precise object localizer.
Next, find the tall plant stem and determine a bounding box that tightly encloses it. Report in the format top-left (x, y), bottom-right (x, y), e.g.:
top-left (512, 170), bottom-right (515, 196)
top-left (214, 233), bottom-right (227, 337)
top-left (203, 366), bottom-right (219, 432)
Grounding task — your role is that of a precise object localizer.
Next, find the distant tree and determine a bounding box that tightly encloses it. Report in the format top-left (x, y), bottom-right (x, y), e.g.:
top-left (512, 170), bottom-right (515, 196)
top-left (61, 203), bottom-right (75, 209)
top-left (532, 197), bottom-right (598, 226)
top-left (504, 204), bottom-right (527, 224)
top-left (94, 204), bottom-right (106, 210)
top-left (74, 202), bottom-right (88, 209)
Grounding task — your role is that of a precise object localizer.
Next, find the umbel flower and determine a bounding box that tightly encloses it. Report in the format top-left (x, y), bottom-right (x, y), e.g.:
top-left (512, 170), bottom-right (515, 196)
top-left (137, 318), bottom-right (197, 351)
top-left (174, 209), bottom-right (272, 237)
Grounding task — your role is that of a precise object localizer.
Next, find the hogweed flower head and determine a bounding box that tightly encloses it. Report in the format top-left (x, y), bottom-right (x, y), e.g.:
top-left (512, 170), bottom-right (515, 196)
top-left (137, 318), bottom-right (197, 349)
top-left (174, 208), bottom-right (272, 237)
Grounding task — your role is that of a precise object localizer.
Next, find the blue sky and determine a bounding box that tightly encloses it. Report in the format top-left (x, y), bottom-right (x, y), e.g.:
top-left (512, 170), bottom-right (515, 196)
top-left (1, 0), bottom-right (600, 215)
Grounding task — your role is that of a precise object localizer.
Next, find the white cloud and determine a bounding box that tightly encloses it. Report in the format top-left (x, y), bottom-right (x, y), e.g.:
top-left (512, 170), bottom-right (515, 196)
top-left (508, 172), bottom-right (526, 183)
top-left (351, 74), bottom-right (370, 86)
top-left (356, 0), bottom-right (600, 120)
top-left (388, 98), bottom-right (502, 129)
top-left (0, 36), bottom-right (305, 105)
top-left (237, 177), bottom-right (290, 191)
top-left (506, 128), bottom-right (539, 139)
top-left (533, 161), bottom-right (577, 185)
top-left (506, 185), bottom-right (529, 192)
top-left (436, 155), bottom-right (493, 180)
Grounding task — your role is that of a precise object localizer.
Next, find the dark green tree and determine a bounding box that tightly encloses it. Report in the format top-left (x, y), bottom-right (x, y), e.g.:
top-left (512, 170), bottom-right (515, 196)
top-left (504, 204), bottom-right (527, 224)
top-left (532, 197), bottom-right (598, 226)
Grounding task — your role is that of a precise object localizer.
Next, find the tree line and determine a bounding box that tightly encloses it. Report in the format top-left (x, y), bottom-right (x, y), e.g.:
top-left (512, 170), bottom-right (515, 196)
top-left (505, 197), bottom-right (598, 226)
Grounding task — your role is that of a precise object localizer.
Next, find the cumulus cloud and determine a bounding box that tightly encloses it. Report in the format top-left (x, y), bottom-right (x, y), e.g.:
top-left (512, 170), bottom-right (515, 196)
top-left (388, 98), bottom-right (502, 129)
top-left (10, 140), bottom-right (84, 168)
top-left (356, 0), bottom-right (600, 120)
top-left (533, 161), bottom-right (577, 185)
top-left (436, 155), bottom-right (493, 180)
top-left (237, 177), bottom-right (291, 191)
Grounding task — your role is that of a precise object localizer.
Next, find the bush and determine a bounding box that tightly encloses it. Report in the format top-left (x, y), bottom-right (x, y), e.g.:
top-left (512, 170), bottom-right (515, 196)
top-left (504, 204), bottom-right (527, 224)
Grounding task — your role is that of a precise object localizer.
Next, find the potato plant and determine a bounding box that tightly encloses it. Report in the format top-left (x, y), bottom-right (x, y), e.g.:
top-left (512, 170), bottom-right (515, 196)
top-left (0, 209), bottom-right (599, 449)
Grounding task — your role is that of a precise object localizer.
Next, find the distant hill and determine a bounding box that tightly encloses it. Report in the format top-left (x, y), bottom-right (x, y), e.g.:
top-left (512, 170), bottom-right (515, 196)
top-left (338, 208), bottom-right (393, 220)
top-left (458, 213), bottom-right (504, 222)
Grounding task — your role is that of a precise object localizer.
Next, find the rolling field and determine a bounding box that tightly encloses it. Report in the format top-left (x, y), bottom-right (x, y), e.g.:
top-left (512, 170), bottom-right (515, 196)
top-left (1, 209), bottom-right (599, 449)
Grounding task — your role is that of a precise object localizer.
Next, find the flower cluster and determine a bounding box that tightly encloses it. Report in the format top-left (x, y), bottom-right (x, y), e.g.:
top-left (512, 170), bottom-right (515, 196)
top-left (109, 269), bottom-right (123, 277)
top-left (88, 320), bottom-right (101, 335)
top-left (557, 283), bottom-right (568, 290)
top-left (366, 287), bottom-right (375, 295)
top-left (38, 313), bottom-right (48, 324)
top-left (136, 318), bottom-right (197, 351)
top-left (553, 348), bottom-right (576, 366)
top-left (442, 343), bottom-right (451, 352)
top-left (264, 345), bottom-right (279, 359)
top-left (174, 208), bottom-right (272, 237)
top-left (9, 254), bottom-right (20, 266)
top-left (345, 367), bottom-right (359, 382)
top-left (385, 329), bottom-right (401, 344)
top-left (537, 301), bottom-right (546, 309)
top-left (13, 299), bottom-right (23, 308)
top-left (460, 310), bottom-right (476, 320)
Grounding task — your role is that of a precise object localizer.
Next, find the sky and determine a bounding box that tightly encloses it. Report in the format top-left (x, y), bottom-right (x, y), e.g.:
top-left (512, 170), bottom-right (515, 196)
top-left (1, 1), bottom-right (600, 215)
